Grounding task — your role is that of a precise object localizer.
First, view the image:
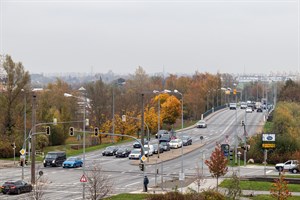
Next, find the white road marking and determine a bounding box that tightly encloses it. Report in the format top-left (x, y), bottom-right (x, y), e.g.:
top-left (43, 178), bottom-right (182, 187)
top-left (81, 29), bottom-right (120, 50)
top-left (124, 181), bottom-right (140, 187)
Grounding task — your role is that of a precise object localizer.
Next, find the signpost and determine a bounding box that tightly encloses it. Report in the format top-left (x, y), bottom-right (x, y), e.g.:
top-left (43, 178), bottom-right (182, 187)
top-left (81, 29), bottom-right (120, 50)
top-left (80, 174), bottom-right (87, 183)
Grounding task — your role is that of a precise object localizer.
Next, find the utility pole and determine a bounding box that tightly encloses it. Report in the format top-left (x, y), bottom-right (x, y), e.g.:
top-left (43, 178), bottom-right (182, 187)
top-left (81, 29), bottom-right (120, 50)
top-left (31, 93), bottom-right (37, 185)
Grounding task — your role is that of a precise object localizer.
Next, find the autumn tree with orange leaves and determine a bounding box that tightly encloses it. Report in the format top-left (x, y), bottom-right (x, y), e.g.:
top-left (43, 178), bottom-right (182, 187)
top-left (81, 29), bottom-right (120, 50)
top-left (205, 144), bottom-right (228, 191)
top-left (270, 173), bottom-right (292, 200)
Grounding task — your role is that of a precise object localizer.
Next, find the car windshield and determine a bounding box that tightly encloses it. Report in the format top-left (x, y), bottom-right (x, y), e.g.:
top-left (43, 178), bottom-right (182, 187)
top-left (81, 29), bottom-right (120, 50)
top-left (198, 120), bottom-right (205, 124)
top-left (170, 140), bottom-right (177, 143)
top-left (67, 157), bottom-right (76, 161)
top-left (118, 147), bottom-right (126, 151)
top-left (131, 149), bottom-right (141, 153)
top-left (161, 142), bottom-right (167, 145)
top-left (144, 147), bottom-right (149, 151)
top-left (153, 144), bottom-right (158, 148)
top-left (45, 154), bottom-right (57, 159)
top-left (182, 136), bottom-right (189, 139)
top-left (106, 146), bottom-right (114, 150)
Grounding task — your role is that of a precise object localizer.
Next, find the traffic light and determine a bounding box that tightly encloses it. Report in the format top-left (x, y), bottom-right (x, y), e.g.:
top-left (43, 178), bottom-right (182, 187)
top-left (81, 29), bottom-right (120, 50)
top-left (69, 127), bottom-right (74, 136)
top-left (46, 126), bottom-right (51, 135)
top-left (94, 127), bottom-right (99, 136)
top-left (139, 163), bottom-right (144, 171)
top-left (221, 144), bottom-right (229, 157)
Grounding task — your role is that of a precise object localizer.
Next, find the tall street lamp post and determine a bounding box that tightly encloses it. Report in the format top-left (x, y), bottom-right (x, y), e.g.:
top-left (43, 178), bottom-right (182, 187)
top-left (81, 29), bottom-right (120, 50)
top-left (64, 87), bottom-right (87, 199)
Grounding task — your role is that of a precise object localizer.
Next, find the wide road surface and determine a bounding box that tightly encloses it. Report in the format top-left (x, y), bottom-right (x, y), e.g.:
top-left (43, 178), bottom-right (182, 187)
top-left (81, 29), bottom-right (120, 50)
top-left (0, 108), bottom-right (274, 200)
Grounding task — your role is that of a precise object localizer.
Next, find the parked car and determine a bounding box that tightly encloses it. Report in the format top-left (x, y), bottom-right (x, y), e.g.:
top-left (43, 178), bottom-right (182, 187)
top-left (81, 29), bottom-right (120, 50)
top-left (63, 157), bottom-right (83, 168)
top-left (275, 160), bottom-right (298, 171)
top-left (169, 139), bottom-right (183, 149)
top-left (256, 107), bottom-right (263, 112)
top-left (115, 147), bottom-right (131, 158)
top-left (144, 146), bottom-right (153, 157)
top-left (128, 149), bottom-right (142, 160)
top-left (102, 146), bottom-right (119, 156)
top-left (289, 164), bottom-right (300, 174)
top-left (43, 151), bottom-right (66, 167)
top-left (245, 107), bottom-right (253, 113)
top-left (153, 143), bottom-right (164, 154)
top-left (159, 134), bottom-right (171, 143)
top-left (160, 141), bottom-right (170, 151)
top-left (1, 180), bottom-right (32, 195)
top-left (133, 139), bottom-right (149, 148)
top-left (181, 135), bottom-right (192, 146)
top-left (155, 129), bottom-right (169, 139)
top-left (196, 120), bottom-right (207, 128)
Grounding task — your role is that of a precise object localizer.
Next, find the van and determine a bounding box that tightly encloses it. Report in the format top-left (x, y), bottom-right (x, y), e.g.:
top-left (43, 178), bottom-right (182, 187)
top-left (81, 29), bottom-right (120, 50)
top-left (43, 151), bottom-right (66, 167)
top-left (143, 145), bottom-right (154, 156)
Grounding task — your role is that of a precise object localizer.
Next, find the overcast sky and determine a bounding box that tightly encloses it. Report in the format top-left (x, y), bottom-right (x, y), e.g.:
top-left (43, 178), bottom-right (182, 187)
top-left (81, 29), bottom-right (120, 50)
top-left (0, 0), bottom-right (299, 75)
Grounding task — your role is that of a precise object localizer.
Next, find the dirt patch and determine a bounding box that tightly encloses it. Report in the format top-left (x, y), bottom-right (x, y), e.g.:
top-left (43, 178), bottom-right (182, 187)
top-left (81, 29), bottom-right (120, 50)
top-left (154, 177), bottom-right (196, 189)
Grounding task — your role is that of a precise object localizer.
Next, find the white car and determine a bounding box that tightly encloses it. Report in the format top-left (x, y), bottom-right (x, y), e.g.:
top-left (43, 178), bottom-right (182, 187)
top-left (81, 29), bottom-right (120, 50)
top-left (128, 149), bottom-right (141, 160)
top-left (169, 139), bottom-right (183, 149)
top-left (196, 120), bottom-right (207, 128)
top-left (245, 107), bottom-right (252, 113)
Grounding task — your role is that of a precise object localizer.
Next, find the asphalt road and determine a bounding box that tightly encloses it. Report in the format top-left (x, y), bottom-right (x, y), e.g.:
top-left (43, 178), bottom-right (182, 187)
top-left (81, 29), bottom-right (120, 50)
top-left (0, 108), bottom-right (276, 200)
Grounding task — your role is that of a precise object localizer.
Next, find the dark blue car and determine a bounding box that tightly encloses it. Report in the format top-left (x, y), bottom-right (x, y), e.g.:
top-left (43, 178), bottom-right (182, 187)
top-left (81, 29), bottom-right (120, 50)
top-left (63, 157), bottom-right (83, 168)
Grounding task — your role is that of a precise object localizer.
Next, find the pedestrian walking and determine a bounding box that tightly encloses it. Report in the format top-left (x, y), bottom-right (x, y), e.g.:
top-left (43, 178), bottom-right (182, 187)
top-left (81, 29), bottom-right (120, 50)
top-left (144, 175), bottom-right (149, 192)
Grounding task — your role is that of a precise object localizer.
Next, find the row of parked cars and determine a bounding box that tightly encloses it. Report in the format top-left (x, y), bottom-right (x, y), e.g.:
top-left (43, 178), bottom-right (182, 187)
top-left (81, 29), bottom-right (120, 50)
top-left (102, 134), bottom-right (193, 160)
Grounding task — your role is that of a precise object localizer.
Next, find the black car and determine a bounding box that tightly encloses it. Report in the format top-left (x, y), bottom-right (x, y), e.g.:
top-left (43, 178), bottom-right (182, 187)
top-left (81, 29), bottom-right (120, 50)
top-left (43, 151), bottom-right (66, 167)
top-left (181, 135), bottom-right (192, 146)
top-left (160, 141), bottom-right (170, 151)
top-left (133, 139), bottom-right (149, 148)
top-left (115, 147), bottom-right (131, 158)
top-left (102, 146), bottom-right (119, 156)
top-left (1, 180), bottom-right (32, 195)
top-left (153, 144), bottom-right (164, 154)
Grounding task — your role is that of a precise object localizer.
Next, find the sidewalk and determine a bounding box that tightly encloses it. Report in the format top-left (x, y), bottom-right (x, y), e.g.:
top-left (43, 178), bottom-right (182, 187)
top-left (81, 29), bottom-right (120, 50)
top-left (0, 159), bottom-right (17, 168)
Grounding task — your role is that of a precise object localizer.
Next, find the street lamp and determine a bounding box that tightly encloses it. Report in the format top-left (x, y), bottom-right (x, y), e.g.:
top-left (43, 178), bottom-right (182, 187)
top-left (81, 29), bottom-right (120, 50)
top-left (174, 89), bottom-right (183, 129)
top-left (112, 79), bottom-right (126, 143)
top-left (64, 87), bottom-right (87, 199)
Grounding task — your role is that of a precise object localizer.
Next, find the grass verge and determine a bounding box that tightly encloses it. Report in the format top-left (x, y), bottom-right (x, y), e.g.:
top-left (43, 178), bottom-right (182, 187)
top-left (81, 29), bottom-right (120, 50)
top-left (220, 180), bottom-right (300, 192)
top-left (104, 193), bottom-right (148, 200)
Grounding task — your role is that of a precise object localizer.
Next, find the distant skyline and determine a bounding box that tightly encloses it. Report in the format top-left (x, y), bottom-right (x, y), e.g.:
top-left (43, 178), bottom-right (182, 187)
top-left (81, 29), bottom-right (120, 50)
top-left (0, 0), bottom-right (299, 75)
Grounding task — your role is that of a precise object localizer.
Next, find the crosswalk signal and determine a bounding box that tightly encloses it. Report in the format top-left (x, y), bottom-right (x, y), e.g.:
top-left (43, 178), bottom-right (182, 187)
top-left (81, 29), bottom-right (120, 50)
top-left (139, 163), bottom-right (144, 171)
top-left (94, 127), bottom-right (99, 136)
top-left (69, 127), bottom-right (74, 136)
top-left (46, 126), bottom-right (51, 135)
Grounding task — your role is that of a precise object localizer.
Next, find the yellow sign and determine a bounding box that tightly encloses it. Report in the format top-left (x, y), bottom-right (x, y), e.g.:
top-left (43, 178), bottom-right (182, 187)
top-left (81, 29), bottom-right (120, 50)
top-left (233, 89), bottom-right (237, 95)
top-left (20, 149), bottom-right (26, 155)
top-left (141, 155), bottom-right (147, 162)
top-left (262, 143), bottom-right (275, 148)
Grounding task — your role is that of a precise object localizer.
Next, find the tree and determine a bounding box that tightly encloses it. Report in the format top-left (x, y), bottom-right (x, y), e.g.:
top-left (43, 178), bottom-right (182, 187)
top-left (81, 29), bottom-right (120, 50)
top-left (205, 144), bottom-right (228, 191)
top-left (226, 171), bottom-right (242, 199)
top-left (1, 55), bottom-right (30, 136)
top-left (161, 95), bottom-right (181, 126)
top-left (86, 164), bottom-right (113, 200)
top-left (194, 162), bottom-right (206, 193)
top-left (270, 173), bottom-right (292, 200)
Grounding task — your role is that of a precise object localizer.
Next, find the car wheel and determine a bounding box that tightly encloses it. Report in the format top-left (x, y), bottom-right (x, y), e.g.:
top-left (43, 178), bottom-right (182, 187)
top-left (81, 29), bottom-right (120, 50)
top-left (17, 189), bottom-right (21, 195)
top-left (278, 167), bottom-right (283, 172)
top-left (292, 169), bottom-right (298, 174)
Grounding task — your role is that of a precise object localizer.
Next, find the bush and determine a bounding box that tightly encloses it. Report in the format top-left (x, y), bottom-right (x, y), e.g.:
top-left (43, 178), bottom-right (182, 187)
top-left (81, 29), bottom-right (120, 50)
top-left (146, 190), bottom-right (225, 200)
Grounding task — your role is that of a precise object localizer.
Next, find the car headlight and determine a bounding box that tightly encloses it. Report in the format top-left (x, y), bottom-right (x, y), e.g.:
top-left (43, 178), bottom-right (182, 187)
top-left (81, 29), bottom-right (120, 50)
top-left (52, 160), bottom-right (55, 164)
top-left (43, 160), bottom-right (45, 163)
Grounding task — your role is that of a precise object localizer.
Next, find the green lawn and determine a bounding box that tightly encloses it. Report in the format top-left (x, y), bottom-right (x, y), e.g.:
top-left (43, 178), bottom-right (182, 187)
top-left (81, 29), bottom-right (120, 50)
top-left (220, 180), bottom-right (300, 192)
top-left (104, 193), bottom-right (148, 200)
top-left (250, 195), bottom-right (300, 200)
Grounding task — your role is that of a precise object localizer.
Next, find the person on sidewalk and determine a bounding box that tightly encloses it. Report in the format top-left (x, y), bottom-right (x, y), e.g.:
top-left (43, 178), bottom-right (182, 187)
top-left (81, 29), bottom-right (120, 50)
top-left (144, 176), bottom-right (149, 192)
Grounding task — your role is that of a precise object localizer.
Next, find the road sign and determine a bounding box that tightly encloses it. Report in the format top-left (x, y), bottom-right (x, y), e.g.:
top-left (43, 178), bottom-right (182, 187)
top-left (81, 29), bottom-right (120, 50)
top-left (20, 149), bottom-right (26, 155)
top-left (179, 172), bottom-right (185, 181)
top-left (262, 143), bottom-right (275, 148)
top-left (80, 174), bottom-right (87, 183)
top-left (141, 155), bottom-right (147, 162)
